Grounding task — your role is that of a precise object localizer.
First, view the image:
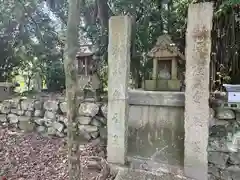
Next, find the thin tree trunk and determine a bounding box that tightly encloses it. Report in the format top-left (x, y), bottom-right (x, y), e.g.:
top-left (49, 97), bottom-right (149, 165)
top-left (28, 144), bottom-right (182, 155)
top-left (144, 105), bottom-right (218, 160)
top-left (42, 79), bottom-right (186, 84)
top-left (64, 0), bottom-right (81, 179)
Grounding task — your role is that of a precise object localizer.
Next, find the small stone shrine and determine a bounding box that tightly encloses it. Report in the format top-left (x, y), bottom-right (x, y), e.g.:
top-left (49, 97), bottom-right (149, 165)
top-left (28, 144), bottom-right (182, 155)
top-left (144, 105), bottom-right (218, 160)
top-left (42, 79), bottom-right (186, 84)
top-left (143, 34), bottom-right (185, 91)
top-left (76, 51), bottom-right (100, 98)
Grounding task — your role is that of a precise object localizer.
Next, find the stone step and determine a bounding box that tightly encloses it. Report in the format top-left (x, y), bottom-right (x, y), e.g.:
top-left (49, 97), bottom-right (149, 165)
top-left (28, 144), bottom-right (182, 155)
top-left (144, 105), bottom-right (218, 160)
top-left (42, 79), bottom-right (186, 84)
top-left (114, 168), bottom-right (193, 180)
top-left (127, 156), bottom-right (184, 177)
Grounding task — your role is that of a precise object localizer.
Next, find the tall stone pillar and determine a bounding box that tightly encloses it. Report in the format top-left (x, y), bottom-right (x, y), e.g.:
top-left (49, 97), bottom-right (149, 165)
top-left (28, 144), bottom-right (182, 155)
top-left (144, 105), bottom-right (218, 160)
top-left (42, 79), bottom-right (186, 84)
top-left (107, 16), bottom-right (132, 165)
top-left (184, 3), bottom-right (213, 180)
top-left (152, 58), bottom-right (158, 80)
top-left (171, 58), bottom-right (177, 80)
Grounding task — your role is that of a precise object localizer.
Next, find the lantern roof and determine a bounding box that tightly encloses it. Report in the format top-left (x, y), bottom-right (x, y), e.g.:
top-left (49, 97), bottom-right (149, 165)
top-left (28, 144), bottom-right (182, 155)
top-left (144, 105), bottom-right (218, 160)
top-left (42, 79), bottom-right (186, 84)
top-left (148, 34), bottom-right (185, 61)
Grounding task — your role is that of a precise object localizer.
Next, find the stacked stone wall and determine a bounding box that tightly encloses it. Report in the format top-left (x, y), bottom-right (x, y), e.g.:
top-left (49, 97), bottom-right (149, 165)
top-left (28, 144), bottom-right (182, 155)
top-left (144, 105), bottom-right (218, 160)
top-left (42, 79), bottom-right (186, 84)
top-left (208, 108), bottom-right (240, 180)
top-left (1, 95), bottom-right (240, 179)
top-left (0, 97), bottom-right (107, 141)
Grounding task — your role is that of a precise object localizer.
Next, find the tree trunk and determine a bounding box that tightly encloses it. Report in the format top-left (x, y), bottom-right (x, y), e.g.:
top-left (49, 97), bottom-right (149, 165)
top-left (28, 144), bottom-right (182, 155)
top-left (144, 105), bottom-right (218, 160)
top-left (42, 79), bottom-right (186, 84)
top-left (64, 0), bottom-right (81, 179)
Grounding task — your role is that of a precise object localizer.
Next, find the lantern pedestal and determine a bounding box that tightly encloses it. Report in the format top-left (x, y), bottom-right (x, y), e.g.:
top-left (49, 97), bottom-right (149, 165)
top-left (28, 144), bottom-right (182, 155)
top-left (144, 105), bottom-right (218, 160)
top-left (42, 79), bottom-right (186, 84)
top-left (143, 79), bottom-right (181, 91)
top-left (77, 74), bottom-right (101, 100)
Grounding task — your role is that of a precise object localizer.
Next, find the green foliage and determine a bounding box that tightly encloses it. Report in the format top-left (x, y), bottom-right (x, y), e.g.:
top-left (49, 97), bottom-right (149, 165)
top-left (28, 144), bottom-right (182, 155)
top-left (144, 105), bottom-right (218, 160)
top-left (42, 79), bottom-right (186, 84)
top-left (216, 0), bottom-right (240, 16)
top-left (45, 61), bottom-right (65, 92)
top-left (1, 0), bottom-right (236, 92)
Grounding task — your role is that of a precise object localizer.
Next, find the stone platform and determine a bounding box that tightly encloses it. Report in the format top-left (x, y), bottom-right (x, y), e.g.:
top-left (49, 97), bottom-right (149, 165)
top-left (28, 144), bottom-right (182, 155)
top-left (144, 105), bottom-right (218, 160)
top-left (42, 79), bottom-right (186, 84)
top-left (114, 168), bottom-right (192, 180)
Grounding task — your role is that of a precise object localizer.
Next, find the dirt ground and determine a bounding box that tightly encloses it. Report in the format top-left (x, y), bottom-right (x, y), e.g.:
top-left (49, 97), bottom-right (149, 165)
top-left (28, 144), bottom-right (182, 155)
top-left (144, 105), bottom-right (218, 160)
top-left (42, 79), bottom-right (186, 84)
top-left (0, 127), bottom-right (114, 180)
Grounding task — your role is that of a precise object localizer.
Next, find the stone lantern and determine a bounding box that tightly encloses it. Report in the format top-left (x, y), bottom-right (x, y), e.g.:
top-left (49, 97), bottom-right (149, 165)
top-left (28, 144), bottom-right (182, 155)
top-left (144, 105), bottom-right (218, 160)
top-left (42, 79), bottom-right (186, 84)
top-left (144, 34), bottom-right (185, 91)
top-left (76, 51), bottom-right (100, 98)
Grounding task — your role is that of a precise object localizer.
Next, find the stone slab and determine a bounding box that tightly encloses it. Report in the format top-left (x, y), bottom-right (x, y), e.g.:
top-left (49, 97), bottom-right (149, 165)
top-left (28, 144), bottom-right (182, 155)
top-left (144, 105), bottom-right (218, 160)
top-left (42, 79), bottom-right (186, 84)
top-left (108, 16), bottom-right (132, 101)
top-left (107, 15), bottom-right (131, 165)
top-left (107, 100), bottom-right (129, 164)
top-left (184, 3), bottom-right (213, 180)
top-left (128, 90), bottom-right (184, 106)
top-left (114, 168), bottom-right (192, 180)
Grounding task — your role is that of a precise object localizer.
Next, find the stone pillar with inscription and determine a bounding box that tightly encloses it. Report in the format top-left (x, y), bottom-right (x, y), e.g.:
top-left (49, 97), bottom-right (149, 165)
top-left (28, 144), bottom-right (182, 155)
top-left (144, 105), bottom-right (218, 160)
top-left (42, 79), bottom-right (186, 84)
top-left (107, 16), bottom-right (132, 165)
top-left (184, 3), bottom-right (213, 180)
top-left (171, 58), bottom-right (177, 80)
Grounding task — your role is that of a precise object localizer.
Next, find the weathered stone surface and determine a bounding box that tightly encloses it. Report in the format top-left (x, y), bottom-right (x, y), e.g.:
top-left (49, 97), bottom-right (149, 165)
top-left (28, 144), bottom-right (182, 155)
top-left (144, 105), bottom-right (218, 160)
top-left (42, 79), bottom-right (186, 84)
top-left (21, 99), bottom-right (35, 111)
top-left (44, 118), bottom-right (54, 127)
top-left (218, 166), bottom-right (240, 180)
top-left (99, 126), bottom-right (107, 140)
top-left (76, 116), bottom-right (91, 125)
top-left (91, 138), bottom-right (101, 146)
top-left (0, 114), bottom-right (7, 122)
top-left (59, 102), bottom-right (67, 113)
top-left (44, 111), bottom-right (56, 120)
top-left (229, 153), bottom-right (240, 165)
top-left (208, 174), bottom-right (218, 180)
top-left (47, 127), bottom-right (56, 135)
top-left (91, 118), bottom-right (102, 127)
top-left (215, 120), bottom-right (229, 126)
top-left (216, 109), bottom-right (235, 120)
top-left (17, 110), bottom-right (24, 116)
top-left (236, 113), bottom-right (240, 124)
top-left (0, 122), bottom-right (7, 127)
top-left (100, 104), bottom-right (108, 118)
top-left (4, 98), bottom-right (20, 109)
top-left (208, 164), bottom-right (220, 178)
top-left (34, 100), bottom-right (43, 110)
top-left (18, 116), bottom-right (32, 122)
top-left (209, 126), bottom-right (227, 137)
top-left (36, 125), bottom-right (46, 133)
top-left (227, 165), bottom-right (240, 172)
top-left (209, 108), bottom-right (216, 127)
top-left (19, 121), bottom-right (34, 132)
top-left (227, 131), bottom-right (240, 152)
top-left (210, 108), bottom-right (215, 117)
top-left (129, 90), bottom-right (185, 106)
top-left (17, 103), bottom-right (21, 109)
top-left (183, 7), bottom-right (212, 176)
top-left (25, 110), bottom-right (33, 117)
top-left (2, 100), bottom-right (14, 109)
top-left (34, 110), bottom-right (44, 117)
top-left (231, 172), bottom-right (240, 180)
top-left (208, 152), bottom-right (229, 168)
top-left (115, 168), bottom-right (192, 180)
top-left (43, 100), bottom-right (59, 112)
top-left (56, 131), bottom-right (65, 138)
top-left (0, 103), bottom-right (11, 114)
top-left (91, 131), bottom-right (99, 139)
top-left (34, 118), bottom-right (45, 125)
top-left (94, 116), bottom-right (107, 125)
top-left (58, 115), bottom-right (68, 126)
top-left (72, 122), bottom-right (77, 128)
top-left (84, 97), bottom-right (96, 102)
top-left (184, 5), bottom-right (213, 177)
top-left (78, 102), bottom-right (99, 117)
top-left (10, 108), bottom-right (18, 114)
top-left (79, 131), bottom-right (91, 140)
top-left (219, 169), bottom-right (231, 180)
top-left (63, 128), bottom-right (67, 134)
top-left (208, 137), bottom-right (229, 152)
top-left (78, 125), bottom-right (98, 133)
top-left (107, 100), bottom-right (128, 165)
top-left (7, 114), bottom-right (18, 124)
top-left (52, 121), bottom-right (64, 132)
